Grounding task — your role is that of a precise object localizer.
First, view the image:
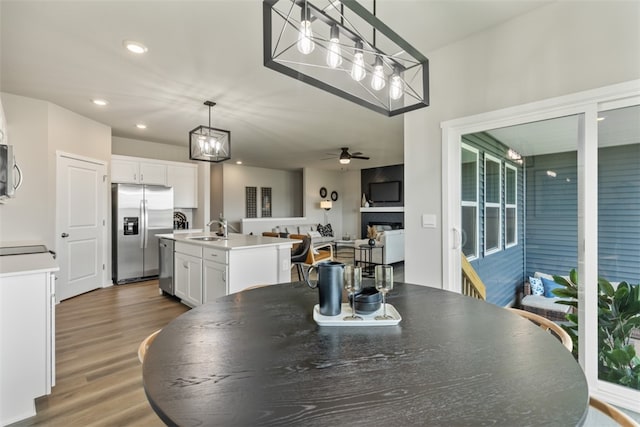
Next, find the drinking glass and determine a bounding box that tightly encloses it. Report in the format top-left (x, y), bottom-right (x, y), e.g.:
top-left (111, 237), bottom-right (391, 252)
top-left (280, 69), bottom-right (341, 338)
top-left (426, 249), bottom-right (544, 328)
top-left (343, 264), bottom-right (363, 320)
top-left (374, 264), bottom-right (394, 320)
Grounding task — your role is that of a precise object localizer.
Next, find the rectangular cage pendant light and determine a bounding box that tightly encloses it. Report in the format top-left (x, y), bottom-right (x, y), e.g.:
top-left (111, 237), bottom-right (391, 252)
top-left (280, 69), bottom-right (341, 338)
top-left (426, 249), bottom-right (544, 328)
top-left (189, 101), bottom-right (231, 163)
top-left (263, 0), bottom-right (429, 116)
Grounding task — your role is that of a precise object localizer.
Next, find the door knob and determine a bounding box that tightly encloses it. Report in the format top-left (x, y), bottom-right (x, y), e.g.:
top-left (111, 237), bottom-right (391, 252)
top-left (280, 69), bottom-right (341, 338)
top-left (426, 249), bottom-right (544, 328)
top-left (61, 233), bottom-right (69, 238)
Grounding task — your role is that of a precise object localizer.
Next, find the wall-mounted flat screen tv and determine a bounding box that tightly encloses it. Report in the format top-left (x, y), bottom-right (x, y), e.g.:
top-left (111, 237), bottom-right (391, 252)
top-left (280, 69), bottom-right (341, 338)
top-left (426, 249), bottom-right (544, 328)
top-left (369, 181), bottom-right (402, 202)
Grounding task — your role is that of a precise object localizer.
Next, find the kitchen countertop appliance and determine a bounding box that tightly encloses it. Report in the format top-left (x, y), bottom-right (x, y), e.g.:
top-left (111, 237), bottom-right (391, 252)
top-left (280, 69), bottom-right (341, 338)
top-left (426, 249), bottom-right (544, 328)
top-left (112, 184), bottom-right (173, 284)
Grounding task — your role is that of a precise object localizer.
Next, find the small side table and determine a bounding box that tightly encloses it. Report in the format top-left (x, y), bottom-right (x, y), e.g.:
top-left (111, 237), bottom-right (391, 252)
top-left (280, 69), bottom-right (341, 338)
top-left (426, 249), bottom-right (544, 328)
top-left (356, 244), bottom-right (384, 277)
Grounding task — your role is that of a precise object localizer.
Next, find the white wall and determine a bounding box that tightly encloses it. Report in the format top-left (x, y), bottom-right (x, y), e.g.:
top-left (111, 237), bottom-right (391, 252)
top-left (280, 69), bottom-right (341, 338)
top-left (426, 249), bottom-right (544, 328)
top-left (221, 164), bottom-right (302, 230)
top-left (404, 1), bottom-right (640, 287)
top-left (302, 167), bottom-right (354, 240)
top-left (0, 93), bottom-right (111, 249)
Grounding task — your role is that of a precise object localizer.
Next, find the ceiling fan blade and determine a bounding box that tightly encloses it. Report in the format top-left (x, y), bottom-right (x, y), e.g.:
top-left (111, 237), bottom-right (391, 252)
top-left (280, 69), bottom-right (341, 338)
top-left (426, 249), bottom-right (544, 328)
top-left (320, 156), bottom-right (338, 160)
top-left (351, 152), bottom-right (363, 156)
top-left (351, 155), bottom-right (370, 160)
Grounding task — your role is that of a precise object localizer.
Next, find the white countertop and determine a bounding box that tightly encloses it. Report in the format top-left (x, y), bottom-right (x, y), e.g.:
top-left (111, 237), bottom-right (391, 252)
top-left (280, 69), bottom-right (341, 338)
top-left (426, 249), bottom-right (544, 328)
top-left (0, 252), bottom-right (59, 277)
top-left (157, 232), bottom-right (302, 250)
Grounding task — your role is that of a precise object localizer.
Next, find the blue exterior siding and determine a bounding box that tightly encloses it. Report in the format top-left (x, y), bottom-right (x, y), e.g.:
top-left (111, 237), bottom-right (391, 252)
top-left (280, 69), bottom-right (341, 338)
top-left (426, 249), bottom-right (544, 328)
top-left (525, 151), bottom-right (578, 278)
top-left (525, 144), bottom-right (640, 284)
top-left (598, 143), bottom-right (640, 283)
top-left (462, 133), bottom-right (525, 306)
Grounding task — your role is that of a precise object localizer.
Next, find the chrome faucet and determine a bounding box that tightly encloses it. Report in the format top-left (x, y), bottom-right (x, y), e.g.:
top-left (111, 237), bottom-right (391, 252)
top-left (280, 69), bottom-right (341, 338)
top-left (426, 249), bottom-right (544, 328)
top-left (206, 214), bottom-right (238, 238)
top-left (207, 217), bottom-right (228, 238)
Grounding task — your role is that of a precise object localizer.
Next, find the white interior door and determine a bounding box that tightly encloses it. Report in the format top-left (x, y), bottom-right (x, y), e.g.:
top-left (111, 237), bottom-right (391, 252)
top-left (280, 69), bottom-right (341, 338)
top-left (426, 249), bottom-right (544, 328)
top-left (56, 153), bottom-right (106, 301)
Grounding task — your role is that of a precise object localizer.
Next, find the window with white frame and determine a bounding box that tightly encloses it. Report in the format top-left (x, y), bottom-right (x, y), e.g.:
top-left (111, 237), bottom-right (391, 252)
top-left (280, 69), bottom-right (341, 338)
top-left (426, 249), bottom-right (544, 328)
top-left (484, 155), bottom-right (502, 255)
top-left (461, 145), bottom-right (479, 259)
top-left (505, 164), bottom-right (517, 248)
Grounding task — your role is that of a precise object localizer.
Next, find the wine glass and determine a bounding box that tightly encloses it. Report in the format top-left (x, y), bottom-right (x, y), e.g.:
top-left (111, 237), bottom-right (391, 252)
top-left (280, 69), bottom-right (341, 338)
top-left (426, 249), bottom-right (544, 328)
top-left (343, 264), bottom-right (363, 320)
top-left (374, 265), bottom-right (394, 320)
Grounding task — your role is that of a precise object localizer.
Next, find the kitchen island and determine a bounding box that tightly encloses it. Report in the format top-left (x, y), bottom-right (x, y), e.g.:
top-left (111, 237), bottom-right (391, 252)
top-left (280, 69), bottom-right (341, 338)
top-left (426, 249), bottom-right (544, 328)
top-left (157, 232), bottom-right (300, 306)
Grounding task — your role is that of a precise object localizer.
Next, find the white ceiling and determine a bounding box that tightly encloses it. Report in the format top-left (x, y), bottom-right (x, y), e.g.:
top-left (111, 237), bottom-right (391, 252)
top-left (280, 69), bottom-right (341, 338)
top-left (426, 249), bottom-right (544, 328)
top-left (0, 0), bottom-right (552, 171)
top-left (486, 105), bottom-right (640, 157)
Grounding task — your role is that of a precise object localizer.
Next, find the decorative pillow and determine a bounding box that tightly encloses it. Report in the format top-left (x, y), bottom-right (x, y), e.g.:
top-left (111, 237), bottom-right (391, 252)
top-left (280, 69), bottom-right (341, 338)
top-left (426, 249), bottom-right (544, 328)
top-left (317, 223), bottom-right (333, 237)
top-left (376, 231), bottom-right (385, 241)
top-left (529, 277), bottom-right (544, 296)
top-left (541, 277), bottom-right (563, 298)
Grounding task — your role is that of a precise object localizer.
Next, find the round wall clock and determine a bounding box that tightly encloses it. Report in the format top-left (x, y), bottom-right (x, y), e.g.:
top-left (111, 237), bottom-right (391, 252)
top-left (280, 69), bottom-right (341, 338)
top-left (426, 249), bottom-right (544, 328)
top-left (319, 187), bottom-right (327, 198)
top-left (331, 191), bottom-right (338, 201)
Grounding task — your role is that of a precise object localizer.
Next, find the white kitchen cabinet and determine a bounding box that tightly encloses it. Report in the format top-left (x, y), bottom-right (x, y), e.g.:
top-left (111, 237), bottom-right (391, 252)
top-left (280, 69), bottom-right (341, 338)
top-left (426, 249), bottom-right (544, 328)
top-left (174, 251), bottom-right (203, 307)
top-left (1, 255), bottom-right (57, 426)
top-left (203, 260), bottom-right (226, 303)
top-left (111, 158), bottom-right (139, 183)
top-left (111, 156), bottom-right (198, 208)
top-left (139, 161), bottom-right (167, 185)
top-left (111, 156), bottom-right (167, 185)
top-left (167, 164), bottom-right (198, 208)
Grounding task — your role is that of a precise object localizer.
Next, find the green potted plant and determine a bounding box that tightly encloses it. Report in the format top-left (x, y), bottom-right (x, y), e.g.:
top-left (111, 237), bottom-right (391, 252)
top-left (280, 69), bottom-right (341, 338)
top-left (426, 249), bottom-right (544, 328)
top-left (552, 269), bottom-right (640, 389)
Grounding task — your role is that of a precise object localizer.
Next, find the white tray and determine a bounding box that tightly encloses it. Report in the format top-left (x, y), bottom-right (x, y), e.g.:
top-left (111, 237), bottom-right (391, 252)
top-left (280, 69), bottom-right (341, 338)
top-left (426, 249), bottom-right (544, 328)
top-left (313, 303), bottom-right (402, 326)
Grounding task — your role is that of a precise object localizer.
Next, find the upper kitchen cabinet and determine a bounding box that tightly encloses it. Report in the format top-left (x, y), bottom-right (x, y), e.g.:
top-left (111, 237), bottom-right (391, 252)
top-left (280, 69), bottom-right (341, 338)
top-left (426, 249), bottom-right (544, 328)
top-left (167, 164), bottom-right (198, 208)
top-left (111, 155), bottom-right (167, 185)
top-left (111, 155), bottom-right (198, 208)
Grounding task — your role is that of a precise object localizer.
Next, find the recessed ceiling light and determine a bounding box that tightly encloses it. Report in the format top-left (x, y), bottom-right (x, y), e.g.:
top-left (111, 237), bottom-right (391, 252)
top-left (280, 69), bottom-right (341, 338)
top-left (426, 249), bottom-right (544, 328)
top-left (136, 123), bottom-right (147, 129)
top-left (597, 117), bottom-right (605, 122)
top-left (236, 161), bottom-right (243, 165)
top-left (123, 40), bottom-right (148, 54)
top-left (91, 99), bottom-right (108, 106)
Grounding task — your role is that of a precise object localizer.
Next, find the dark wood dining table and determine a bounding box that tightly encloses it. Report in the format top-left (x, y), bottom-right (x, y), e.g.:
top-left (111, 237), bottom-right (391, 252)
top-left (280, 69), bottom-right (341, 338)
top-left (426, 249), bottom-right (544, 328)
top-left (143, 282), bottom-right (588, 426)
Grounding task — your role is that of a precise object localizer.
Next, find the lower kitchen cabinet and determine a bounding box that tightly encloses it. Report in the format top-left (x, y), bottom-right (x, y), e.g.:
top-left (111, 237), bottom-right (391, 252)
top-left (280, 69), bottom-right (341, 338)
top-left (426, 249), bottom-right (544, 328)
top-left (174, 252), bottom-right (202, 307)
top-left (1, 260), bottom-right (57, 426)
top-left (203, 260), bottom-right (227, 303)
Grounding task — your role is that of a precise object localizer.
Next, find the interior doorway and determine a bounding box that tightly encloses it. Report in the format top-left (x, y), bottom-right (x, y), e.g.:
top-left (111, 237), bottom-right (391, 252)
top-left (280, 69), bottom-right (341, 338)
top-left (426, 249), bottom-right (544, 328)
top-left (55, 152), bottom-right (107, 301)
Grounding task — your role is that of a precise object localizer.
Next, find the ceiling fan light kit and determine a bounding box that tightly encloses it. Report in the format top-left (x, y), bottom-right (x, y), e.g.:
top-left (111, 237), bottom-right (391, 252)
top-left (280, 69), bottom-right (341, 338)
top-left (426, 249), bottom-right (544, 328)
top-left (263, 0), bottom-right (429, 117)
top-left (189, 100), bottom-right (231, 163)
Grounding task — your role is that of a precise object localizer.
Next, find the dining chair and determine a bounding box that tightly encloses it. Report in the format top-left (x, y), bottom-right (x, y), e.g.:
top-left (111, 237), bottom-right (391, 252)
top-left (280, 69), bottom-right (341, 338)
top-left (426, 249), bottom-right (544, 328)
top-left (137, 329), bottom-right (161, 364)
top-left (589, 396), bottom-right (639, 427)
top-left (289, 234), bottom-right (333, 269)
top-left (507, 307), bottom-right (573, 351)
top-left (289, 234), bottom-right (312, 280)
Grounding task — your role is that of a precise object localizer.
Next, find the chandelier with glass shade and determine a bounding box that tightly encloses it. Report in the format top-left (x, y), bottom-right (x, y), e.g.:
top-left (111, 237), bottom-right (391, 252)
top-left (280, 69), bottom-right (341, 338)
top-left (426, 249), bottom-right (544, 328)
top-left (263, 0), bottom-right (429, 116)
top-left (189, 101), bottom-right (231, 163)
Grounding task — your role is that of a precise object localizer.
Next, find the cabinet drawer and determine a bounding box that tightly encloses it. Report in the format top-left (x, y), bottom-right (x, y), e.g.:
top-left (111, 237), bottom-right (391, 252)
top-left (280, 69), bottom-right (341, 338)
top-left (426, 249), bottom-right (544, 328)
top-left (175, 241), bottom-right (202, 257)
top-left (203, 247), bottom-right (228, 264)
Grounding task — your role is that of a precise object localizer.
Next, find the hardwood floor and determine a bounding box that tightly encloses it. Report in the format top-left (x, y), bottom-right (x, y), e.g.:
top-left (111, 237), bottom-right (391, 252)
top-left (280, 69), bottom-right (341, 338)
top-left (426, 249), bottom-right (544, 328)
top-left (9, 280), bottom-right (189, 427)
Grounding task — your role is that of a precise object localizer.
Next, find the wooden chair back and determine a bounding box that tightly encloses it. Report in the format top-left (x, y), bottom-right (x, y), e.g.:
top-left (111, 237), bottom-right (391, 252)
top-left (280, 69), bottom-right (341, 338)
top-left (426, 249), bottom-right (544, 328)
top-left (589, 396), bottom-right (639, 427)
top-left (137, 329), bottom-right (162, 364)
top-left (507, 308), bottom-right (573, 351)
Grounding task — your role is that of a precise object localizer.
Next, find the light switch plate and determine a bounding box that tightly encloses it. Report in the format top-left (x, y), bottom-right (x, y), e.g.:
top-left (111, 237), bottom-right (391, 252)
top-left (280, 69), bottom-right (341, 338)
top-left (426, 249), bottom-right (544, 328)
top-left (422, 214), bottom-right (436, 228)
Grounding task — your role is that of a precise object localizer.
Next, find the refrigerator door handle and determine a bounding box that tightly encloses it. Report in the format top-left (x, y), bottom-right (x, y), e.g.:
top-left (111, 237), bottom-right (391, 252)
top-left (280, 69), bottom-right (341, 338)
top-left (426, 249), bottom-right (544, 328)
top-left (144, 199), bottom-right (149, 248)
top-left (140, 200), bottom-right (146, 249)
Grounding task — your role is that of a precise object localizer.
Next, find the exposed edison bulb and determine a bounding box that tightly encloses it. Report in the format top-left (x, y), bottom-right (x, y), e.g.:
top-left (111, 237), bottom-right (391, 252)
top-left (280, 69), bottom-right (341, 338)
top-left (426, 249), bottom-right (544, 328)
top-left (297, 7), bottom-right (315, 55)
top-left (350, 40), bottom-right (366, 82)
top-left (389, 69), bottom-right (404, 100)
top-left (371, 55), bottom-right (386, 91)
top-left (326, 25), bottom-right (342, 68)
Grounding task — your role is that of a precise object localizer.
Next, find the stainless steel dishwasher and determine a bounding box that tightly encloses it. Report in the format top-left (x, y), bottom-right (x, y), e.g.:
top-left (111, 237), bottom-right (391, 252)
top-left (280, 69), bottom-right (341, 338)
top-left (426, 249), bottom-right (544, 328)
top-left (158, 238), bottom-right (174, 295)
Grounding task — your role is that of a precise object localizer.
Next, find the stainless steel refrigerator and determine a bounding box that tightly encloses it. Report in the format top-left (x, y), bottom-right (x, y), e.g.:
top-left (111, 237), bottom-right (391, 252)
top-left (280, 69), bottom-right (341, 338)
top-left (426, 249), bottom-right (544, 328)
top-left (112, 184), bottom-right (173, 284)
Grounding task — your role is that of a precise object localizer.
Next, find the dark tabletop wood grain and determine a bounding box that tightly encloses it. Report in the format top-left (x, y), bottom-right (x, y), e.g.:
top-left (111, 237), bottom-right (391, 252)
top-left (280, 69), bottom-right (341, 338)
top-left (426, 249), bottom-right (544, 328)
top-left (143, 282), bottom-right (588, 426)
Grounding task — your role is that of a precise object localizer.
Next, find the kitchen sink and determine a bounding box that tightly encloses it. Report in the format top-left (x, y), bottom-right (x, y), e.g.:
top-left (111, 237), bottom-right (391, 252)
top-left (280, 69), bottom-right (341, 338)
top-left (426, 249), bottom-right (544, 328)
top-left (187, 236), bottom-right (222, 241)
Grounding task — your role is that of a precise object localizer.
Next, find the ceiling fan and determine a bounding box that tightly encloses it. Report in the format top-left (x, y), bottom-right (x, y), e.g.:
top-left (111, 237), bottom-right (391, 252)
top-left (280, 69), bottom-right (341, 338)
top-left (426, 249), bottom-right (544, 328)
top-left (324, 147), bottom-right (370, 164)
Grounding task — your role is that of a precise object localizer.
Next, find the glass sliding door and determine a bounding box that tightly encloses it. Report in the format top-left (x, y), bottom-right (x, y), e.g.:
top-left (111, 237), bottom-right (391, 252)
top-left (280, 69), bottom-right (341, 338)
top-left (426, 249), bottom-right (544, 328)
top-left (461, 144), bottom-right (479, 259)
top-left (596, 104), bottom-right (640, 396)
